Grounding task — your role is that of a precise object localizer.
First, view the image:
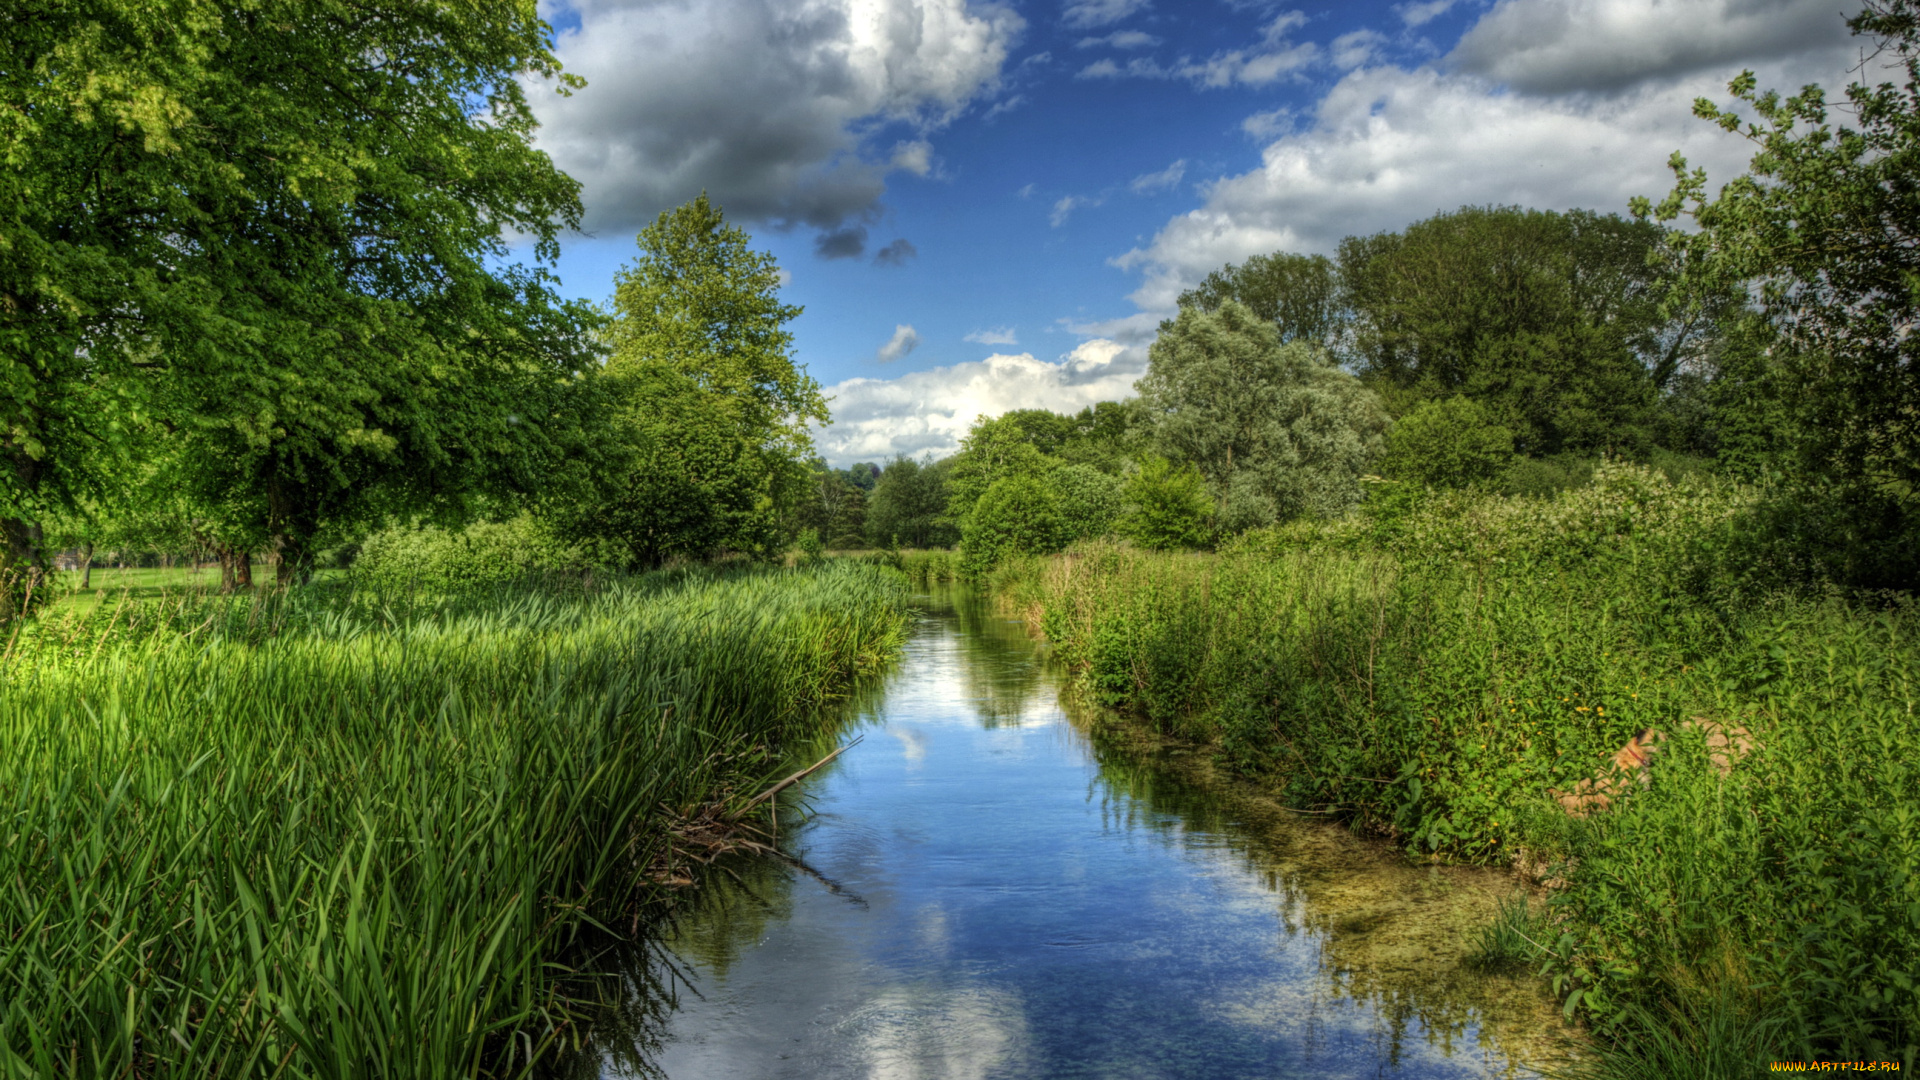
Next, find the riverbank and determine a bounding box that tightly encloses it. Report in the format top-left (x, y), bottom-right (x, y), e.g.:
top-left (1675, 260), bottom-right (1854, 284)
top-left (634, 586), bottom-right (1581, 1078)
top-left (0, 563), bottom-right (909, 1075)
top-left (988, 465), bottom-right (1918, 1075)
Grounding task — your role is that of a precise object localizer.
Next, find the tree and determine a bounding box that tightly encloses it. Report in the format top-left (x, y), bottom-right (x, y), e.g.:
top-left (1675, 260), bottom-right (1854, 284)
top-left (1119, 457), bottom-right (1213, 550)
top-left (3, 2), bottom-right (600, 597)
top-left (960, 475), bottom-right (1067, 576)
top-left (544, 366), bottom-right (777, 568)
top-left (1178, 252), bottom-right (1343, 347)
top-left (866, 456), bottom-right (957, 548)
top-left (1378, 397), bottom-right (1516, 490)
top-left (1138, 300), bottom-right (1388, 528)
top-left (571, 195), bottom-right (826, 564)
top-left (944, 413), bottom-right (1056, 527)
top-left (1638, 3), bottom-right (1920, 498)
top-left (1051, 464), bottom-right (1124, 541)
top-left (1338, 206), bottom-right (1674, 456)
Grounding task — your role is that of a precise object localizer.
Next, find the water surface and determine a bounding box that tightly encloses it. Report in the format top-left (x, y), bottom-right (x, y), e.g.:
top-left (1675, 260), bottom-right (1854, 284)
top-left (617, 591), bottom-right (1578, 1079)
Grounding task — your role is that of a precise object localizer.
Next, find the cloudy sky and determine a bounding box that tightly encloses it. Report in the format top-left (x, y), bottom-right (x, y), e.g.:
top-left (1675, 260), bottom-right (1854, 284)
top-left (525, 0), bottom-right (1866, 464)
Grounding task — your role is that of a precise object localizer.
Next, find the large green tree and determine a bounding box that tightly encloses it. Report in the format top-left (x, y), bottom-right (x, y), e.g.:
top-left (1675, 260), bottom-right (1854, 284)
top-left (1338, 206), bottom-right (1676, 455)
top-left (1139, 300), bottom-right (1388, 529)
top-left (558, 195), bottom-right (825, 566)
top-left (1178, 252), bottom-right (1343, 347)
top-left (865, 456), bottom-right (957, 548)
top-left (3, 1), bottom-right (599, 597)
top-left (1639, 1), bottom-right (1920, 496)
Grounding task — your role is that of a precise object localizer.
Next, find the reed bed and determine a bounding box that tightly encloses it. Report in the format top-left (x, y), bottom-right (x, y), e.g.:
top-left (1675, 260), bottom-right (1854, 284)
top-left (0, 563), bottom-right (909, 1077)
top-left (994, 465), bottom-right (1918, 1071)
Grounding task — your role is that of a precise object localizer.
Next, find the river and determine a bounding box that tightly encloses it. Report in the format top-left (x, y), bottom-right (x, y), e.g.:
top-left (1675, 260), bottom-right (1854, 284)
top-left (608, 588), bottom-right (1580, 1079)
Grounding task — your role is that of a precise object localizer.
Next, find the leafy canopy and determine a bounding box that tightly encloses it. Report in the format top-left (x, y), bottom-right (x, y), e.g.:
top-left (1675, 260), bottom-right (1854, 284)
top-left (1139, 300), bottom-right (1387, 529)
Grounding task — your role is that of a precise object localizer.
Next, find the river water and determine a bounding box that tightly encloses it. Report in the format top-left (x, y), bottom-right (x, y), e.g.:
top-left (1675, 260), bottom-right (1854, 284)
top-left (614, 589), bottom-right (1579, 1079)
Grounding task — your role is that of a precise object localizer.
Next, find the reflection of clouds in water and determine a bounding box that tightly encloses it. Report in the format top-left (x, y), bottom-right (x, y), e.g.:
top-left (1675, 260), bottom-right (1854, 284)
top-left (913, 903), bottom-right (950, 956)
top-left (890, 725), bottom-right (928, 763)
top-left (840, 984), bottom-right (1030, 1080)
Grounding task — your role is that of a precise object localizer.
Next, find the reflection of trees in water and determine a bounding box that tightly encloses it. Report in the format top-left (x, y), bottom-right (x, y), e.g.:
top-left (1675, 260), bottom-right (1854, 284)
top-left (1069, 709), bottom-right (1579, 1076)
top-left (946, 590), bottom-right (1049, 729)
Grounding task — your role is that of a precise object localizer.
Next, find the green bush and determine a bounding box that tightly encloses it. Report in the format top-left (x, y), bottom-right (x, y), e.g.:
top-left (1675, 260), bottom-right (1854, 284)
top-left (1050, 463), bottom-right (1123, 542)
top-left (353, 516), bottom-right (589, 594)
top-left (960, 474), bottom-right (1068, 577)
top-left (1378, 396), bottom-right (1515, 489)
top-left (1118, 456), bottom-right (1213, 550)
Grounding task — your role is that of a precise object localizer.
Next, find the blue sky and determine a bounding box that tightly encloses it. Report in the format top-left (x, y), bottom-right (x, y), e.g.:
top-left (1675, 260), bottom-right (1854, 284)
top-left (523, 0), bottom-right (1859, 464)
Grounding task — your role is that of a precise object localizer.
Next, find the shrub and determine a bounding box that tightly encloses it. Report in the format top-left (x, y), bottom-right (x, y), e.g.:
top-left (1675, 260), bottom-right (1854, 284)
top-left (960, 474), bottom-right (1068, 577)
top-left (1378, 396), bottom-right (1515, 489)
top-left (1050, 463), bottom-right (1123, 542)
top-left (353, 516), bottom-right (588, 594)
top-left (1118, 456), bottom-right (1213, 551)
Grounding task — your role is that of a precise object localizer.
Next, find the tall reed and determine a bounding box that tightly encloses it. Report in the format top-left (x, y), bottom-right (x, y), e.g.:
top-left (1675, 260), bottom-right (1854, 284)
top-left (998, 465), bottom-right (1918, 1070)
top-left (0, 562), bottom-right (908, 1077)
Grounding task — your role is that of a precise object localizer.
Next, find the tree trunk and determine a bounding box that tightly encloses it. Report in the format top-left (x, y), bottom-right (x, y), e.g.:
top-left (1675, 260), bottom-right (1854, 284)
top-left (1, 517), bottom-right (49, 621)
top-left (235, 551), bottom-right (254, 590)
top-left (218, 546), bottom-right (238, 594)
top-left (81, 542), bottom-right (93, 590)
top-left (271, 533), bottom-right (312, 587)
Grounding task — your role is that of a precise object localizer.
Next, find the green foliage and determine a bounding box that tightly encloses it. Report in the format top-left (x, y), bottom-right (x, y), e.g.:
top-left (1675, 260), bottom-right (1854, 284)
top-left (353, 517), bottom-right (586, 594)
top-left (1004, 463), bottom-right (1918, 1065)
top-left (2, 0), bottom-right (600, 587)
top-left (790, 461), bottom-right (870, 548)
top-left (960, 474), bottom-right (1068, 576)
top-left (796, 527), bottom-right (826, 563)
top-left (1177, 252), bottom-right (1342, 347)
top-left (1464, 894), bottom-right (1552, 972)
top-left (1637, 5), bottom-right (1920, 588)
top-left (944, 414), bottom-right (1056, 527)
top-left (0, 563), bottom-right (909, 1073)
top-left (1339, 206), bottom-right (1670, 457)
top-left (1140, 301), bottom-right (1388, 528)
top-left (1119, 457), bottom-right (1213, 550)
top-left (1502, 454), bottom-right (1598, 498)
top-left (1379, 397), bottom-right (1516, 489)
top-left (1051, 463), bottom-right (1124, 541)
top-left (544, 364), bottom-right (779, 568)
top-left (556, 197), bottom-right (823, 566)
top-left (866, 456), bottom-right (958, 549)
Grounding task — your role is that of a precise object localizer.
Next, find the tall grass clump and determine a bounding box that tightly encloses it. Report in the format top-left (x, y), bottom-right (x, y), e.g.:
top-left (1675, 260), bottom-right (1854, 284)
top-left (1001, 463), bottom-right (1918, 1070)
top-left (0, 561), bottom-right (908, 1077)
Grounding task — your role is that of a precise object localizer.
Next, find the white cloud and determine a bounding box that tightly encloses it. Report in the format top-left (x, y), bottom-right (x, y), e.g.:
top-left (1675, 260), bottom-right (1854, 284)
top-left (890, 139), bottom-right (935, 177)
top-left (1072, 12), bottom-right (1317, 87)
top-left (816, 340), bottom-right (1143, 463)
top-left (1129, 159), bottom-right (1187, 194)
top-left (1050, 194), bottom-right (1100, 226)
top-left (964, 326), bottom-right (1019, 345)
top-left (1449, 0), bottom-right (1851, 94)
top-left (1076, 29), bottom-right (1160, 49)
top-left (1112, 45), bottom-right (1858, 313)
top-left (1394, 0), bottom-right (1458, 27)
top-left (530, 0), bottom-right (1022, 246)
top-left (1062, 0), bottom-right (1150, 29)
top-left (1330, 29), bottom-right (1385, 70)
top-left (876, 324), bottom-right (922, 363)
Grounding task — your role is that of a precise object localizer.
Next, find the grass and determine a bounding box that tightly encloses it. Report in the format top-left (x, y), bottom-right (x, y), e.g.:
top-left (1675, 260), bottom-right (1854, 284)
top-left (991, 463), bottom-right (1919, 1074)
top-left (0, 562), bottom-right (909, 1077)
top-left (43, 565), bottom-right (348, 614)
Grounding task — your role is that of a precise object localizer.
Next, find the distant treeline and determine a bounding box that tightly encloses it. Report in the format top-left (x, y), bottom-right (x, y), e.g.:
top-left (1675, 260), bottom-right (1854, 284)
top-left (793, 194), bottom-right (1908, 592)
